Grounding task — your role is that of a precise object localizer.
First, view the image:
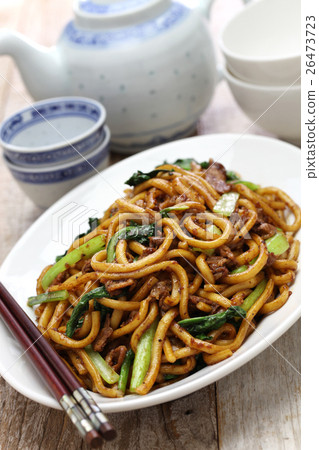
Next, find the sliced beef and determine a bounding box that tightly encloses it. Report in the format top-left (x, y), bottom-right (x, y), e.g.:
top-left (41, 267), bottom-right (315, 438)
top-left (105, 345), bottom-right (127, 373)
top-left (150, 280), bottom-right (172, 311)
top-left (251, 207), bottom-right (277, 240)
top-left (141, 247), bottom-right (157, 257)
top-left (93, 315), bottom-right (113, 353)
top-left (266, 252), bottom-right (277, 267)
top-left (254, 222), bottom-right (277, 240)
top-left (204, 160), bottom-right (231, 194)
top-left (150, 280), bottom-right (171, 301)
top-left (104, 278), bottom-right (136, 296)
top-left (149, 236), bottom-right (165, 248)
top-left (218, 245), bottom-right (236, 262)
top-left (82, 259), bottom-right (94, 273)
top-left (52, 270), bottom-right (69, 285)
top-left (206, 256), bottom-right (230, 280)
top-left (189, 295), bottom-right (221, 314)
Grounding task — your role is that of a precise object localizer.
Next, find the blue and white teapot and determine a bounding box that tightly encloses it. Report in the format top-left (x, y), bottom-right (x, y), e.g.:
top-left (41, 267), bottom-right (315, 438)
top-left (0, 0), bottom-right (218, 152)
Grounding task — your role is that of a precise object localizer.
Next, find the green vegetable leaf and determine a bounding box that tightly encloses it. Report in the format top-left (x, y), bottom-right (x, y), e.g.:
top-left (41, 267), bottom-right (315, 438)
top-left (226, 171), bottom-right (240, 181)
top-left (178, 306), bottom-right (246, 335)
top-left (107, 223), bottom-right (156, 262)
top-left (163, 374), bottom-right (179, 381)
top-left (170, 158), bottom-right (210, 171)
top-left (55, 250), bottom-right (67, 263)
top-left (125, 170), bottom-right (172, 187)
top-left (66, 286), bottom-right (111, 337)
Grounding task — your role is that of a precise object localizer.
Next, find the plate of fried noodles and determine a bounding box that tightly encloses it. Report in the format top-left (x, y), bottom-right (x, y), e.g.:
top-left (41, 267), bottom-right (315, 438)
top-left (0, 134), bottom-right (300, 412)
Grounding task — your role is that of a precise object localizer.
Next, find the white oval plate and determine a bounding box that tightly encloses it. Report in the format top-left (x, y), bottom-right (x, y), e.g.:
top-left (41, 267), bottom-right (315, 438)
top-left (0, 134), bottom-right (300, 412)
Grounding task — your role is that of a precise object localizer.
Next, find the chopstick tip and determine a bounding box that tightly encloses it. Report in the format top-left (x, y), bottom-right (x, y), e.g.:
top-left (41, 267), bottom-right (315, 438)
top-left (99, 423), bottom-right (117, 441)
top-left (86, 430), bottom-right (104, 448)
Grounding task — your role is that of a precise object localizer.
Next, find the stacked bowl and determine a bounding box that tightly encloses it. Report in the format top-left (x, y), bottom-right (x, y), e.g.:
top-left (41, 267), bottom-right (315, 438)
top-left (0, 97), bottom-right (110, 208)
top-left (220, 0), bottom-right (301, 144)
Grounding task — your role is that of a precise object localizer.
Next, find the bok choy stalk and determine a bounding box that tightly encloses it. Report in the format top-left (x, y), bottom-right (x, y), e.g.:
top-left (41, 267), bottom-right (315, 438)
top-left (118, 349), bottom-right (135, 393)
top-left (27, 290), bottom-right (69, 307)
top-left (85, 344), bottom-right (119, 384)
top-left (230, 231), bottom-right (289, 274)
top-left (130, 319), bottom-right (158, 391)
top-left (42, 235), bottom-right (106, 290)
top-left (240, 279), bottom-right (267, 312)
top-left (213, 192), bottom-right (240, 216)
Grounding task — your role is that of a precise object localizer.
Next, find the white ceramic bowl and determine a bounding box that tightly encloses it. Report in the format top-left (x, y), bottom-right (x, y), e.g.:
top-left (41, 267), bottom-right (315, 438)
top-left (4, 126), bottom-right (111, 209)
top-left (0, 97), bottom-right (106, 167)
top-left (220, 0), bottom-right (301, 86)
top-left (224, 67), bottom-right (301, 143)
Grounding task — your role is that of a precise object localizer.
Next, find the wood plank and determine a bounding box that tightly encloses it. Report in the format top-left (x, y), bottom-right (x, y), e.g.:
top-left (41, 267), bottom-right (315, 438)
top-left (217, 320), bottom-right (301, 450)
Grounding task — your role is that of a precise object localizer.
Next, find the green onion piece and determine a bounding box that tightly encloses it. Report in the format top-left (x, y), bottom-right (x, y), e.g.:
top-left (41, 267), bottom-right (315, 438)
top-left (27, 290), bottom-right (69, 307)
top-left (265, 232), bottom-right (289, 256)
top-left (85, 344), bottom-right (119, 384)
top-left (231, 180), bottom-right (260, 191)
top-left (241, 279), bottom-right (267, 312)
top-left (231, 265), bottom-right (248, 274)
top-left (213, 192), bottom-right (240, 217)
top-left (42, 235), bottom-right (106, 290)
top-left (118, 349), bottom-right (135, 393)
top-left (130, 319), bottom-right (158, 391)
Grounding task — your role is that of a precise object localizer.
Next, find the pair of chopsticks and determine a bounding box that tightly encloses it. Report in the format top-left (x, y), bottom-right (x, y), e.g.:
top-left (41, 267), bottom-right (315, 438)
top-left (0, 282), bottom-right (116, 448)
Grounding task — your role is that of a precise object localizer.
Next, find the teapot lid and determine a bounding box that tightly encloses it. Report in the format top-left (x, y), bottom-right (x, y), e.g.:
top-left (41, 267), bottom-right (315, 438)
top-left (74, 0), bottom-right (172, 28)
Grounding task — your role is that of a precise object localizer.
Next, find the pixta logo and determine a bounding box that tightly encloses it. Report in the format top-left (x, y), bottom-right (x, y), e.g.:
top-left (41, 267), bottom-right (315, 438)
top-left (51, 202), bottom-right (98, 247)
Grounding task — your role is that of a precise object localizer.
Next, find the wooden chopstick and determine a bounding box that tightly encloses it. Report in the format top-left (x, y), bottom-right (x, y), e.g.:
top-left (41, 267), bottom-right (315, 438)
top-left (0, 282), bottom-right (116, 446)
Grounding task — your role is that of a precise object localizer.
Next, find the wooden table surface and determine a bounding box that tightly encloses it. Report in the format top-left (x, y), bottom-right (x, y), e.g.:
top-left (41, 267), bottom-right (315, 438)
top-left (0, 0), bottom-right (300, 449)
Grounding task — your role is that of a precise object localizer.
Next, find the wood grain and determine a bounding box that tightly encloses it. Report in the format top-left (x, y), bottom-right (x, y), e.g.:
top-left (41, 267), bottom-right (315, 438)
top-left (0, 0), bottom-right (300, 449)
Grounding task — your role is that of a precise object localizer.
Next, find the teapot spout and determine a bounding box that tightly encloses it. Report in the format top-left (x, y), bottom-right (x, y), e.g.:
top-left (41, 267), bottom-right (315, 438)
top-left (195, 0), bottom-right (215, 18)
top-left (0, 29), bottom-right (65, 100)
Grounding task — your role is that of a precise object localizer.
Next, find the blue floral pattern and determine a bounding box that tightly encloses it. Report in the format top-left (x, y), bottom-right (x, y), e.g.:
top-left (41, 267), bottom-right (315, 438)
top-left (5, 128), bottom-right (105, 166)
top-left (63, 3), bottom-right (188, 47)
top-left (10, 144), bottom-right (109, 184)
top-left (1, 99), bottom-right (105, 166)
